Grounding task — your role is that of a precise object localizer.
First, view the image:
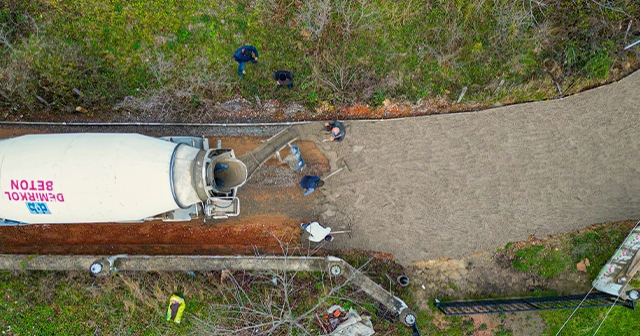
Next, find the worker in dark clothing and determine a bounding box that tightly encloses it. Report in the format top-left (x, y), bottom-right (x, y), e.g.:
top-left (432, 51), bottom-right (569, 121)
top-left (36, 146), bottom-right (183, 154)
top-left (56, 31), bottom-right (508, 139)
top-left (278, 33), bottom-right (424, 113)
top-left (324, 121), bottom-right (346, 142)
top-left (274, 70), bottom-right (294, 89)
top-left (233, 45), bottom-right (259, 77)
top-left (300, 175), bottom-right (324, 195)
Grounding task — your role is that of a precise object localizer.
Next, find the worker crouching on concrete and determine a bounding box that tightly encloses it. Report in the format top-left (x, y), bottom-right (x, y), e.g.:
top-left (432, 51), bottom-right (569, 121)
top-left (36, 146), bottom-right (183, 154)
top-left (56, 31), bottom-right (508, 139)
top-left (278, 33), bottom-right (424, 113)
top-left (324, 121), bottom-right (346, 142)
top-left (300, 175), bottom-right (324, 196)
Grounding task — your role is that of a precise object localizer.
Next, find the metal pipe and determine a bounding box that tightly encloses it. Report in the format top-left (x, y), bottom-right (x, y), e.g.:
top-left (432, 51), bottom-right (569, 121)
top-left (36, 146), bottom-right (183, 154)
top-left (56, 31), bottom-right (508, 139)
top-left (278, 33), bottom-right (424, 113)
top-left (624, 38), bottom-right (640, 50)
top-left (0, 121), bottom-right (309, 127)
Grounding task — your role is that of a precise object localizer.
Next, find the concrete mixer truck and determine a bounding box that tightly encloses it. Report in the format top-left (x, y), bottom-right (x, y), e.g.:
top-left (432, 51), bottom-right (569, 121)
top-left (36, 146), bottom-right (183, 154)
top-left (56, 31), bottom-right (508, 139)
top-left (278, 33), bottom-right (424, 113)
top-left (0, 133), bottom-right (247, 225)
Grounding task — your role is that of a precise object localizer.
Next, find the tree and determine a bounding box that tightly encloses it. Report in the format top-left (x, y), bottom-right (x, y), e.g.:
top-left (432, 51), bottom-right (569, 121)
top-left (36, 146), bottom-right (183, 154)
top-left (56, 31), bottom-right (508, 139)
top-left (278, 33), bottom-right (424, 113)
top-left (189, 234), bottom-right (374, 335)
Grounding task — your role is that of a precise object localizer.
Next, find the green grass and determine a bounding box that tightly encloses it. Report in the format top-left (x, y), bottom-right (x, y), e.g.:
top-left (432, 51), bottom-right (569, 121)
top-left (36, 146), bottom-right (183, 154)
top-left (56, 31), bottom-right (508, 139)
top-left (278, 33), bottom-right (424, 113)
top-left (572, 224), bottom-right (631, 280)
top-left (0, 270), bottom-right (253, 333)
top-left (505, 222), bottom-right (634, 280)
top-left (542, 305), bottom-right (640, 335)
top-left (0, 0), bottom-right (638, 119)
top-left (511, 245), bottom-right (573, 279)
top-left (0, 271), bottom-right (218, 334)
top-left (512, 245), bottom-right (545, 272)
top-left (510, 223), bottom-right (640, 334)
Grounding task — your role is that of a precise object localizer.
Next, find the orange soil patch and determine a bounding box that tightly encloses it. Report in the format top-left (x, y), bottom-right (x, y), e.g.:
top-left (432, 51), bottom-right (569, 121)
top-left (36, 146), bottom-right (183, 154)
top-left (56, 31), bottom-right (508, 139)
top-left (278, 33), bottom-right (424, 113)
top-left (0, 214), bottom-right (300, 255)
top-left (215, 136), bottom-right (265, 156)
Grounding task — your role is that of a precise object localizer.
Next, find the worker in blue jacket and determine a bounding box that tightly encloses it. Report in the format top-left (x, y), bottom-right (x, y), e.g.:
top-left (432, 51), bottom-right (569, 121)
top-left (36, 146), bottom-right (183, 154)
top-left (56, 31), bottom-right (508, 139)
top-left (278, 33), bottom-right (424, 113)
top-left (233, 45), bottom-right (259, 77)
top-left (300, 175), bottom-right (324, 195)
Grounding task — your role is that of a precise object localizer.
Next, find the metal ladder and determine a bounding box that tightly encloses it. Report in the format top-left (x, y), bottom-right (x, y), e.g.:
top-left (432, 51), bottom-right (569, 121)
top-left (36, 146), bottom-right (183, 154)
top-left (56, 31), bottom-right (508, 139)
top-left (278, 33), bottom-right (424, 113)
top-left (435, 293), bottom-right (635, 316)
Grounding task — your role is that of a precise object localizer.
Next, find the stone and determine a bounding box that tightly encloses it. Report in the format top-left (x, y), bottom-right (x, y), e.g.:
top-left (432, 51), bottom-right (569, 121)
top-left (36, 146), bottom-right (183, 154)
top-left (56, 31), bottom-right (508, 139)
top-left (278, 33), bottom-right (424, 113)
top-left (576, 261), bottom-right (587, 272)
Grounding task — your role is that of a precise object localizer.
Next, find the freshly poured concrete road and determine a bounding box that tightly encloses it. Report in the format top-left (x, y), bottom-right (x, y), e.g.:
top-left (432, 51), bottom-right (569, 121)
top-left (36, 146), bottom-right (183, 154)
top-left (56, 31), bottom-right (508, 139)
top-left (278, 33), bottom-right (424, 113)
top-left (296, 70), bottom-right (640, 266)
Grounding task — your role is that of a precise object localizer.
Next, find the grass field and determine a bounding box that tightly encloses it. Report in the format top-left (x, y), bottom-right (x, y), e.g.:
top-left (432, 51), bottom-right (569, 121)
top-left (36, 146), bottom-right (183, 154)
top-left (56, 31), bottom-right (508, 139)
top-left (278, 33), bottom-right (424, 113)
top-left (0, 0), bottom-right (638, 120)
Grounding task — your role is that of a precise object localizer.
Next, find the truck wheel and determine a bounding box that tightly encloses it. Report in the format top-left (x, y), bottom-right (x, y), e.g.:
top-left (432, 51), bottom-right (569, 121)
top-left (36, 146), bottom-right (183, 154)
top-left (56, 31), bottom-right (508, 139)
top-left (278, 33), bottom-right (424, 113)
top-left (329, 264), bottom-right (342, 276)
top-left (90, 259), bottom-right (110, 276)
top-left (399, 308), bottom-right (417, 327)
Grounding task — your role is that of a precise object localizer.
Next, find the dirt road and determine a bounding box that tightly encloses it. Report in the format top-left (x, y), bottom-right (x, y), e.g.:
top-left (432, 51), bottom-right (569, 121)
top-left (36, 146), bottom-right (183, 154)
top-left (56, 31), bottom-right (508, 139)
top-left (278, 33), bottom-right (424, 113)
top-left (297, 70), bottom-right (640, 266)
top-left (1, 71), bottom-right (638, 267)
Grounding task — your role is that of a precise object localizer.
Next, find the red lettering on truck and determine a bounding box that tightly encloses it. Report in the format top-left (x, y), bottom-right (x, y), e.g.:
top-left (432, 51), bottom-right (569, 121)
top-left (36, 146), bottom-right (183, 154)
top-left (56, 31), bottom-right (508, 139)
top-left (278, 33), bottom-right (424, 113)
top-left (9, 180), bottom-right (54, 191)
top-left (4, 180), bottom-right (61, 202)
top-left (3, 191), bottom-right (62, 202)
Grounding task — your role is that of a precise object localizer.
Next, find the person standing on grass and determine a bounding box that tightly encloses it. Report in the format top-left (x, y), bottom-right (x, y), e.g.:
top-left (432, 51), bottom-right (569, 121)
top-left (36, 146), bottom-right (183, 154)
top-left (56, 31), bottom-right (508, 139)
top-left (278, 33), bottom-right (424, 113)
top-left (274, 70), bottom-right (294, 89)
top-left (233, 45), bottom-right (259, 77)
top-left (300, 175), bottom-right (324, 196)
top-left (324, 121), bottom-right (346, 142)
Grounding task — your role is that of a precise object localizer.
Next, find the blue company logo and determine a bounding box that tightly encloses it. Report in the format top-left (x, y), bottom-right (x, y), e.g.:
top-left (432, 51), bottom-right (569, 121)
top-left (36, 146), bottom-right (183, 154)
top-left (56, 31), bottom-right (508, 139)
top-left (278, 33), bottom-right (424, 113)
top-left (26, 202), bottom-right (51, 215)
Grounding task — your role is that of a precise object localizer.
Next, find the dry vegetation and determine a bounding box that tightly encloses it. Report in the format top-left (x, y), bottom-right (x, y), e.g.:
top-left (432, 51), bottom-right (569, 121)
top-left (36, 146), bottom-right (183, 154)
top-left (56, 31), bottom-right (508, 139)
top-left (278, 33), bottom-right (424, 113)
top-left (0, 0), bottom-right (637, 122)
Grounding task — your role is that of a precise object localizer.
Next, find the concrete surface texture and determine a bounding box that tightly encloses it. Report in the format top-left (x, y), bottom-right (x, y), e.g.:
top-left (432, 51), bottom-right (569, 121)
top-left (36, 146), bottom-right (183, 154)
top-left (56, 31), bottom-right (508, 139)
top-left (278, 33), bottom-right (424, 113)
top-left (297, 70), bottom-right (640, 266)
